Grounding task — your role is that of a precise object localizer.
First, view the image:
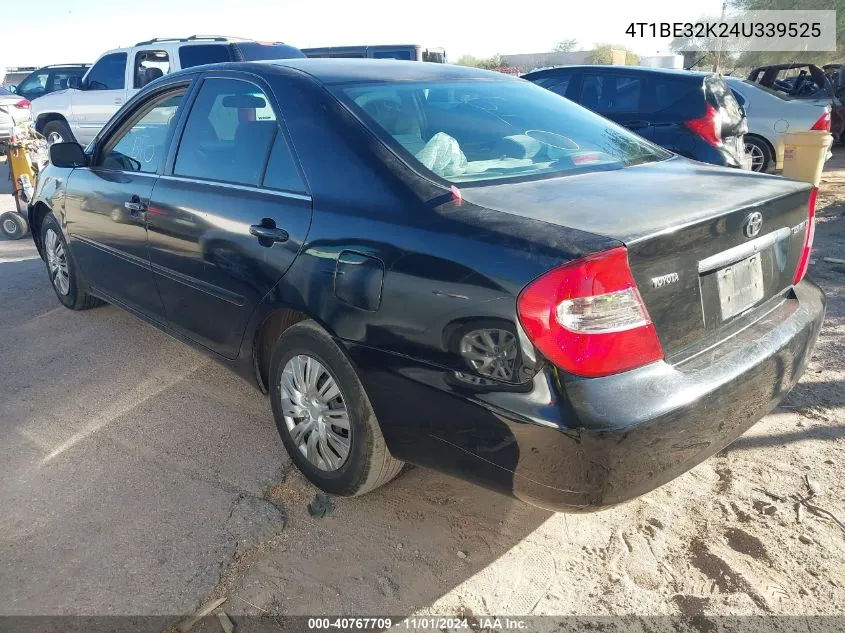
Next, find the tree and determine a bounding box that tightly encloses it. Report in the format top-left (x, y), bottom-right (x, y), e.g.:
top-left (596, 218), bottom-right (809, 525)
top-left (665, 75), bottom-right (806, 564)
top-left (455, 54), bottom-right (482, 68)
top-left (586, 44), bottom-right (640, 65)
top-left (456, 54), bottom-right (504, 70)
top-left (728, 0), bottom-right (845, 66)
top-left (553, 39), bottom-right (578, 53)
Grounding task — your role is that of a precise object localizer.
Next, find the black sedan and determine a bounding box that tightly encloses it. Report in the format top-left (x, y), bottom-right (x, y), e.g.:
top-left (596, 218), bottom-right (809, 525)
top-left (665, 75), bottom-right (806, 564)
top-left (28, 60), bottom-right (825, 511)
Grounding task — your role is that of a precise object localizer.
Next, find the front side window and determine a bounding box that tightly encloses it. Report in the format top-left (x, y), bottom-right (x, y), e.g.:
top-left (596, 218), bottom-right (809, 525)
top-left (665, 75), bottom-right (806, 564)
top-left (174, 78), bottom-right (277, 186)
top-left (98, 90), bottom-right (184, 172)
top-left (338, 79), bottom-right (669, 185)
top-left (134, 50), bottom-right (170, 88)
top-left (86, 53), bottom-right (127, 90)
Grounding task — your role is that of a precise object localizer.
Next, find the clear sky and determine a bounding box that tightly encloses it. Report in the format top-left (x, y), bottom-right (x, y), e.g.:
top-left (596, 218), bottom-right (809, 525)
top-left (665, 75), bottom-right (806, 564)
top-left (1, 0), bottom-right (727, 67)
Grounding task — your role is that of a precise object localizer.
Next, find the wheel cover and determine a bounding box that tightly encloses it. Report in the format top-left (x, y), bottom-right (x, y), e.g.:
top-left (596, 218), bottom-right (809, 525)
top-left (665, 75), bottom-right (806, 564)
top-left (745, 142), bottom-right (765, 172)
top-left (2, 217), bottom-right (18, 235)
top-left (44, 228), bottom-right (70, 296)
top-left (280, 355), bottom-right (351, 471)
top-left (459, 328), bottom-right (517, 380)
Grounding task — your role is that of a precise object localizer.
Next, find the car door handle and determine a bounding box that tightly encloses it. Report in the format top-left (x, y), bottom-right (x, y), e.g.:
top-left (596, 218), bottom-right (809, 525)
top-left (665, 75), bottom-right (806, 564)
top-left (249, 224), bottom-right (289, 244)
top-left (124, 200), bottom-right (147, 213)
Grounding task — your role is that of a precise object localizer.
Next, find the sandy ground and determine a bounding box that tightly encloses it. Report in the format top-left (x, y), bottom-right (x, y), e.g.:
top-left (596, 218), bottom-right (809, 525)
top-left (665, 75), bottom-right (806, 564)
top-left (0, 152), bottom-right (843, 629)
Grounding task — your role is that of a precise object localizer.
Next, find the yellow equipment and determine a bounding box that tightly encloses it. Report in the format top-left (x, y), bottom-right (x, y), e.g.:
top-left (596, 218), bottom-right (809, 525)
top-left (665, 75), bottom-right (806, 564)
top-left (2, 123), bottom-right (47, 239)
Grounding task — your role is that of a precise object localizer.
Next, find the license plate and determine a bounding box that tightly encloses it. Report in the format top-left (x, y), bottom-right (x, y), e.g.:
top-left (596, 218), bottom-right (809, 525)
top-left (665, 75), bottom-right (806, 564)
top-left (717, 254), bottom-right (764, 320)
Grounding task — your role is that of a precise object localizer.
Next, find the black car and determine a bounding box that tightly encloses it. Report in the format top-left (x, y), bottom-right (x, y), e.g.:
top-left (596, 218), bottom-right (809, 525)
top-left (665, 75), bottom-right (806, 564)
top-left (12, 64), bottom-right (90, 101)
top-left (524, 66), bottom-right (749, 170)
top-left (28, 60), bottom-right (824, 511)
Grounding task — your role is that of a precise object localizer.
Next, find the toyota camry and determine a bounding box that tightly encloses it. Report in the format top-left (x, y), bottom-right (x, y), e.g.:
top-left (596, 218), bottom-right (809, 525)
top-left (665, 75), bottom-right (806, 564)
top-left (28, 60), bottom-right (825, 511)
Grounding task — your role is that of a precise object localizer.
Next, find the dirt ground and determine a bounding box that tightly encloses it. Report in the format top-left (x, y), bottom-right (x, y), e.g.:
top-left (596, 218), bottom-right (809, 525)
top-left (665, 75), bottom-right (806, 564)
top-left (193, 157), bottom-right (845, 629)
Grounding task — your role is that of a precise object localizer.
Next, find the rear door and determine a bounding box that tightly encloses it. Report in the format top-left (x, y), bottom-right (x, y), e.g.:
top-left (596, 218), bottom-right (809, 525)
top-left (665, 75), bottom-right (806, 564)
top-left (71, 52), bottom-right (129, 145)
top-left (63, 83), bottom-right (188, 321)
top-left (146, 74), bottom-right (312, 358)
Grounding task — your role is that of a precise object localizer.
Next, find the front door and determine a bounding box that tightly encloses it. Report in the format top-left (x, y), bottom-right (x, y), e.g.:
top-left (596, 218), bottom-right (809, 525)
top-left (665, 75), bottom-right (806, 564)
top-left (64, 86), bottom-right (188, 322)
top-left (145, 75), bottom-right (312, 358)
top-left (71, 52), bottom-right (129, 145)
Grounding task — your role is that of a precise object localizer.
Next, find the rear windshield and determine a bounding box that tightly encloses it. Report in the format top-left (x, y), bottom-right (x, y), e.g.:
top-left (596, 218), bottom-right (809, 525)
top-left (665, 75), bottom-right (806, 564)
top-left (337, 80), bottom-right (670, 185)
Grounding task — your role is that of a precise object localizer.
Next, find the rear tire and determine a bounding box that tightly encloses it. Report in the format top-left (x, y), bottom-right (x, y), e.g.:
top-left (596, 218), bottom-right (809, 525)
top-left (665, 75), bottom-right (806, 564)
top-left (745, 136), bottom-right (772, 173)
top-left (42, 119), bottom-right (76, 145)
top-left (1, 212), bottom-right (28, 240)
top-left (269, 320), bottom-right (403, 496)
top-left (40, 213), bottom-right (104, 310)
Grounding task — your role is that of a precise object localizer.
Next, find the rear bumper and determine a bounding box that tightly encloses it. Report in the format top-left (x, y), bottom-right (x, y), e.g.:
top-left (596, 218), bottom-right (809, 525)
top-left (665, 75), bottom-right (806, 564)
top-left (349, 280), bottom-right (825, 512)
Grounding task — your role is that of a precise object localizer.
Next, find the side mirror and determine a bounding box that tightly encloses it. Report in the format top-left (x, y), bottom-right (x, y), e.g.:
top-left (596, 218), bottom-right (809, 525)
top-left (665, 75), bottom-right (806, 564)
top-left (68, 76), bottom-right (81, 90)
top-left (49, 142), bottom-right (88, 168)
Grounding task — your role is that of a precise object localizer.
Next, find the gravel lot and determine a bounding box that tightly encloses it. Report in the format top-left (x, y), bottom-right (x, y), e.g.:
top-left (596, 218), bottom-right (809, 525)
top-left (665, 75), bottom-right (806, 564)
top-left (0, 153), bottom-right (842, 628)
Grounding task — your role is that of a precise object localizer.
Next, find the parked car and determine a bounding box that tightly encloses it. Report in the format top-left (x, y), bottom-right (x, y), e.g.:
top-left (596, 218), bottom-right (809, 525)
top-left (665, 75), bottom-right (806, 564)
top-left (726, 77), bottom-right (833, 172)
top-left (301, 44), bottom-right (446, 62)
top-left (28, 60), bottom-right (824, 511)
top-left (11, 64), bottom-right (90, 102)
top-left (747, 63), bottom-right (845, 142)
top-left (30, 36), bottom-right (304, 146)
top-left (523, 66), bottom-right (750, 170)
top-left (0, 86), bottom-right (31, 142)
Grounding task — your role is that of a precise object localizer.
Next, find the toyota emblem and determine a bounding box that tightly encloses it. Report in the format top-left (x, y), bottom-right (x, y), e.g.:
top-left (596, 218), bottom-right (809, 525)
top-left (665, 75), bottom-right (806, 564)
top-left (743, 212), bottom-right (763, 238)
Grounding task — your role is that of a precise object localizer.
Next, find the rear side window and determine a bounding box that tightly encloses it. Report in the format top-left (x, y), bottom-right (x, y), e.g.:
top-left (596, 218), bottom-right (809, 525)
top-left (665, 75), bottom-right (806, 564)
top-left (174, 78), bottom-right (278, 186)
top-left (653, 78), bottom-right (700, 111)
top-left (530, 72), bottom-right (573, 98)
top-left (179, 45), bottom-right (232, 68)
top-left (86, 53), bottom-right (127, 90)
top-left (580, 73), bottom-right (643, 113)
top-left (134, 50), bottom-right (170, 88)
top-left (262, 134), bottom-right (306, 193)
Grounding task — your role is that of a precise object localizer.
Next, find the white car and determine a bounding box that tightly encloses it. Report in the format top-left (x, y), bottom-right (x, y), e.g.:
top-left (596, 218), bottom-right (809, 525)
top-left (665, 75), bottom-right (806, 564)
top-left (0, 86), bottom-right (31, 142)
top-left (30, 36), bottom-right (303, 146)
top-left (726, 76), bottom-right (832, 172)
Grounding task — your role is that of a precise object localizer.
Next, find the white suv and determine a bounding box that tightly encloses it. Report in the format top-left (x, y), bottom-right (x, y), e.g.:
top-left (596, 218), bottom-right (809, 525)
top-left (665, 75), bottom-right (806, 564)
top-left (31, 36), bottom-right (303, 146)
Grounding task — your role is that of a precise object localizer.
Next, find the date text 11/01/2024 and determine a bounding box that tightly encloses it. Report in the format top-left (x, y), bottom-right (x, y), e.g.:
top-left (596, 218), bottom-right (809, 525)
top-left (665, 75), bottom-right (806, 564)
top-left (625, 21), bottom-right (822, 38)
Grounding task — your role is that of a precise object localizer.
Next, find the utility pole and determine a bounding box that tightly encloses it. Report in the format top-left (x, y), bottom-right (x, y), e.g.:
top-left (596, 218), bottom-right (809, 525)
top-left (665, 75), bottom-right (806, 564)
top-left (713, 0), bottom-right (728, 73)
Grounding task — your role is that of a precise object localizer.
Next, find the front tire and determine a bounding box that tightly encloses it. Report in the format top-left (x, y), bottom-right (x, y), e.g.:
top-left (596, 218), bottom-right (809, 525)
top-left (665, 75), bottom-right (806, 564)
top-left (1, 212), bottom-right (28, 240)
top-left (40, 213), bottom-right (103, 310)
top-left (269, 320), bottom-right (403, 496)
top-left (42, 119), bottom-right (76, 145)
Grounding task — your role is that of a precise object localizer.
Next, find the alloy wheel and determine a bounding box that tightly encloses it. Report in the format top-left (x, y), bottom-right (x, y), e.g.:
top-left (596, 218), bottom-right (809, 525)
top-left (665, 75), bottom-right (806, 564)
top-left (459, 328), bottom-right (518, 380)
top-left (2, 217), bottom-right (19, 236)
top-left (44, 228), bottom-right (70, 295)
top-left (280, 355), bottom-right (351, 471)
top-left (745, 142), bottom-right (765, 172)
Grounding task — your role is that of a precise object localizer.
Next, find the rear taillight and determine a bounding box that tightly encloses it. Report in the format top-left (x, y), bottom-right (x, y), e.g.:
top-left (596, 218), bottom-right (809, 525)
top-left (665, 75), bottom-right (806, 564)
top-left (793, 188), bottom-right (818, 284)
top-left (15, 99), bottom-right (31, 109)
top-left (685, 103), bottom-right (722, 147)
top-left (517, 247), bottom-right (664, 378)
top-left (810, 111), bottom-right (831, 131)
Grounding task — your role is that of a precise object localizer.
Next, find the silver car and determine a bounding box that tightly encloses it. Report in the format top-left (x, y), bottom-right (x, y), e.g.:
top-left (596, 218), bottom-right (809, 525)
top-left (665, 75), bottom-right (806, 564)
top-left (726, 76), bottom-right (831, 172)
top-left (0, 86), bottom-right (32, 141)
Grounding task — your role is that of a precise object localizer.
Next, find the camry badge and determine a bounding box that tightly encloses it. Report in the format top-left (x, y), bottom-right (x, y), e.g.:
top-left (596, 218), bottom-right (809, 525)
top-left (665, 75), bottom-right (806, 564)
top-left (744, 212), bottom-right (763, 238)
top-left (651, 272), bottom-right (680, 288)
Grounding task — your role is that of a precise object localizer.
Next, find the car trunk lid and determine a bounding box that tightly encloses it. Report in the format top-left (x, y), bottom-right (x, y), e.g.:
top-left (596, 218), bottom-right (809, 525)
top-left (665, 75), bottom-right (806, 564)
top-left (460, 158), bottom-right (813, 362)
